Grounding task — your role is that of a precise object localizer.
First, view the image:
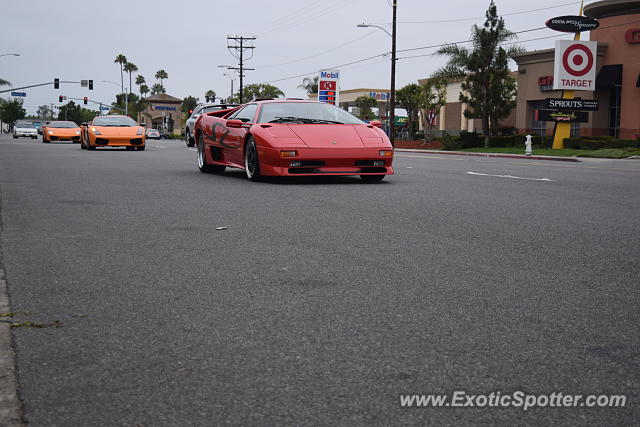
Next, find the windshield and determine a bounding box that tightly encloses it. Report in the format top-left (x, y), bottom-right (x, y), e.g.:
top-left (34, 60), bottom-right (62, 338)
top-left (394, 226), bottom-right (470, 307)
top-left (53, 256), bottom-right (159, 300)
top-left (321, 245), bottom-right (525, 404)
top-left (258, 102), bottom-right (364, 125)
top-left (48, 121), bottom-right (78, 128)
top-left (16, 122), bottom-right (35, 128)
top-left (93, 116), bottom-right (137, 127)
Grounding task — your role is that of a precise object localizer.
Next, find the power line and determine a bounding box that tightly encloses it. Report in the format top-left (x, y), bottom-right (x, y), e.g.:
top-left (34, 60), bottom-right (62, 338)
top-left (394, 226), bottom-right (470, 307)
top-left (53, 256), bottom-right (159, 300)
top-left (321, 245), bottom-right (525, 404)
top-left (370, 1), bottom-right (582, 25)
top-left (258, 17), bottom-right (640, 87)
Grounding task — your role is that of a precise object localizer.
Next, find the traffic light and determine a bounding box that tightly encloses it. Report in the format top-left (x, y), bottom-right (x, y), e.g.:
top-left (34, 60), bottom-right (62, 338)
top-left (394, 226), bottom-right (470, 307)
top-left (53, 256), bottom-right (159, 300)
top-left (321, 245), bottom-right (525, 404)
top-left (58, 95), bottom-right (63, 102)
top-left (54, 78), bottom-right (60, 89)
top-left (83, 97), bottom-right (88, 105)
top-left (188, 109), bottom-right (193, 115)
top-left (88, 80), bottom-right (93, 90)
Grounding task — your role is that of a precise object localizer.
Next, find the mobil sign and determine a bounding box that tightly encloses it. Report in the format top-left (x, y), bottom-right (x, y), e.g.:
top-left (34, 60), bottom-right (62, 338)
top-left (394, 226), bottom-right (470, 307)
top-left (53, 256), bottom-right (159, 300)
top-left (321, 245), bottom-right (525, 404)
top-left (553, 40), bottom-right (597, 91)
top-left (318, 69), bottom-right (340, 105)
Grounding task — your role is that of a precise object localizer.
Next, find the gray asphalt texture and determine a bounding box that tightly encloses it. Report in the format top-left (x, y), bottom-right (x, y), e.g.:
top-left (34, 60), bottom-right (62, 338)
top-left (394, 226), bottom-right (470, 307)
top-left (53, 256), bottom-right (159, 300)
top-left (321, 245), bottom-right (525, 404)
top-left (0, 134), bottom-right (638, 426)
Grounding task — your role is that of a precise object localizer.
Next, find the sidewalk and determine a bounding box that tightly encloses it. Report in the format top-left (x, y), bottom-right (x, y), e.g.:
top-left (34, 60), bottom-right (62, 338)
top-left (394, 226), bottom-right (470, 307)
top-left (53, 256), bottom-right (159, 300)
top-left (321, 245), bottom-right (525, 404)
top-left (394, 148), bottom-right (581, 162)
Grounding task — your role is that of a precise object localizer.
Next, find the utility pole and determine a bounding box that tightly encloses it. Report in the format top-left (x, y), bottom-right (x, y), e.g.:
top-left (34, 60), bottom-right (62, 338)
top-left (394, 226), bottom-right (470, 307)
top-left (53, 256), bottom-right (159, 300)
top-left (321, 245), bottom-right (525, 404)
top-left (226, 36), bottom-right (255, 103)
top-left (390, 0), bottom-right (397, 147)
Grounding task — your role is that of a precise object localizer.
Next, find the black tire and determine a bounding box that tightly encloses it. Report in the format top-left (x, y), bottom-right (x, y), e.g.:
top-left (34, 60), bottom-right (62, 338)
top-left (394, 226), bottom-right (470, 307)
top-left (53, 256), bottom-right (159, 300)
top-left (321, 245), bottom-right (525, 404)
top-left (12, 135), bottom-right (17, 139)
top-left (186, 129), bottom-right (195, 147)
top-left (197, 135), bottom-right (225, 173)
top-left (137, 146), bottom-right (145, 151)
top-left (360, 175), bottom-right (386, 182)
top-left (87, 143), bottom-right (96, 150)
top-left (244, 137), bottom-right (262, 182)
top-left (43, 135), bottom-right (49, 143)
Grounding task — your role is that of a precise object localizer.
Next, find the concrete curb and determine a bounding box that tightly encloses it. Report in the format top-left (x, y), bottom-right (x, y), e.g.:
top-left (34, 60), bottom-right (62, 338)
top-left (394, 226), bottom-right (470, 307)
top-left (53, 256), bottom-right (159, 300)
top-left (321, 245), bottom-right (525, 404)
top-left (0, 187), bottom-right (24, 426)
top-left (394, 148), bottom-right (581, 162)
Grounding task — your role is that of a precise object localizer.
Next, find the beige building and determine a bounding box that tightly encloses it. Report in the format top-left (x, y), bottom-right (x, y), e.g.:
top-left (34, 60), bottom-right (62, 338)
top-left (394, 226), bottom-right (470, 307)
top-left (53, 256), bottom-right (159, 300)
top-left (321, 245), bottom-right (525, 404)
top-left (142, 93), bottom-right (184, 135)
top-left (309, 88), bottom-right (392, 120)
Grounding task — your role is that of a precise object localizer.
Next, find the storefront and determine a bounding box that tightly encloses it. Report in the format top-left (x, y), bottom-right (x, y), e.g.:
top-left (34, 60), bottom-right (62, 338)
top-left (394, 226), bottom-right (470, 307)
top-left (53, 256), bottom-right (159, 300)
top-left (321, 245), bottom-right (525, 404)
top-left (513, 0), bottom-right (640, 139)
top-left (142, 93), bottom-right (184, 135)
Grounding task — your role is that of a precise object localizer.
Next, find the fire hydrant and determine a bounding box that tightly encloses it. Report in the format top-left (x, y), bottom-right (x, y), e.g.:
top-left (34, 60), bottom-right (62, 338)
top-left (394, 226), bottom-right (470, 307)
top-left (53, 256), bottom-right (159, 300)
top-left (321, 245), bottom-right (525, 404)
top-left (525, 134), bottom-right (533, 156)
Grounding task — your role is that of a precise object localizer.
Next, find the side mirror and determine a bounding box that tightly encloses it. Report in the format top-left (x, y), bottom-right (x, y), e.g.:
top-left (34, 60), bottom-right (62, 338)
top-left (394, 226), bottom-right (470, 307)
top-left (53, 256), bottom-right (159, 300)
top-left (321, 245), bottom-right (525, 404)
top-left (226, 119), bottom-right (245, 128)
top-left (369, 120), bottom-right (383, 128)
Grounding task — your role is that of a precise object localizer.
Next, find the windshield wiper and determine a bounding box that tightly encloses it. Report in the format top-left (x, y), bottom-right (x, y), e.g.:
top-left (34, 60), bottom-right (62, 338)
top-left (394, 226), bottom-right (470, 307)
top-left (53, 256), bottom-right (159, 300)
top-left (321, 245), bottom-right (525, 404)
top-left (269, 116), bottom-right (342, 124)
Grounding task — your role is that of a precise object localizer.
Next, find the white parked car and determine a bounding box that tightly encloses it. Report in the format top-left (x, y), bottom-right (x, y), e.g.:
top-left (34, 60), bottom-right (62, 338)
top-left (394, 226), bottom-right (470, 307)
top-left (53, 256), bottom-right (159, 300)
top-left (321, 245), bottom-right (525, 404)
top-left (184, 103), bottom-right (238, 147)
top-left (13, 122), bottom-right (38, 139)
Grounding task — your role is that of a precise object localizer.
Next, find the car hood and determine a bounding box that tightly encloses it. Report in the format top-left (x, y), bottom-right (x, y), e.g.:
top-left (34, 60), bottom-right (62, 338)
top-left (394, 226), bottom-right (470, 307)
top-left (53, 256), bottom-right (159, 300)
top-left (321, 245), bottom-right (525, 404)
top-left (93, 126), bottom-right (142, 136)
top-left (287, 124), bottom-right (366, 148)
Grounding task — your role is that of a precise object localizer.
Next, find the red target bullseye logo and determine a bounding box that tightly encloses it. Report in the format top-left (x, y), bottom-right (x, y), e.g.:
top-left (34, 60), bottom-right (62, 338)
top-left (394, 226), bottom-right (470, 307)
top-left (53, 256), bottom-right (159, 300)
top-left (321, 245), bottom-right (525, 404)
top-left (562, 44), bottom-right (593, 77)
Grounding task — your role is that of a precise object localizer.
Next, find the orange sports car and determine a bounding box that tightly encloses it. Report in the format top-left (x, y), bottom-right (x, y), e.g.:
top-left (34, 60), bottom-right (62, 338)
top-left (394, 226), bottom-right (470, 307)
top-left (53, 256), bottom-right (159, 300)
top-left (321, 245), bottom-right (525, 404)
top-left (42, 121), bottom-right (82, 143)
top-left (80, 115), bottom-right (146, 151)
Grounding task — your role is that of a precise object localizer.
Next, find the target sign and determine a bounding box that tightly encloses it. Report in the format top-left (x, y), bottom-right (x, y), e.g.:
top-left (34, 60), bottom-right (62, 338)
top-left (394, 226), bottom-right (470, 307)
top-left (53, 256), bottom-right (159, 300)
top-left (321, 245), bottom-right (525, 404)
top-left (553, 40), bottom-right (597, 91)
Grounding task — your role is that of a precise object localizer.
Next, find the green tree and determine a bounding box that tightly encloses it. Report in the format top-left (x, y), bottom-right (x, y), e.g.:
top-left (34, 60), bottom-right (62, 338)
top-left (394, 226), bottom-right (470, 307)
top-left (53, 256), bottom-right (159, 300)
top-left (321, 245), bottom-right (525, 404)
top-left (230, 84), bottom-right (284, 103)
top-left (135, 75), bottom-right (146, 97)
top-left (434, 0), bottom-right (522, 147)
top-left (0, 78), bottom-right (10, 87)
top-left (114, 54), bottom-right (127, 94)
top-left (0, 98), bottom-right (26, 125)
top-left (155, 69), bottom-right (168, 88)
top-left (36, 104), bottom-right (56, 120)
top-left (182, 96), bottom-right (199, 113)
top-left (57, 101), bottom-right (98, 124)
top-left (396, 84), bottom-right (424, 139)
top-left (354, 96), bottom-right (377, 121)
top-left (150, 83), bottom-right (165, 95)
top-left (139, 84), bottom-right (149, 99)
top-left (420, 79), bottom-right (447, 143)
top-left (204, 90), bottom-right (216, 103)
top-left (297, 76), bottom-right (318, 95)
top-left (124, 62), bottom-right (138, 96)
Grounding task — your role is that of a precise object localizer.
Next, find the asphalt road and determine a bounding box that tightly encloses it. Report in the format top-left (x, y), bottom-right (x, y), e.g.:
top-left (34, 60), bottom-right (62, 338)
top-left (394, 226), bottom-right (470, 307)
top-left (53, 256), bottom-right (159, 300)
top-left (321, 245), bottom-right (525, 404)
top-left (0, 134), bottom-right (638, 426)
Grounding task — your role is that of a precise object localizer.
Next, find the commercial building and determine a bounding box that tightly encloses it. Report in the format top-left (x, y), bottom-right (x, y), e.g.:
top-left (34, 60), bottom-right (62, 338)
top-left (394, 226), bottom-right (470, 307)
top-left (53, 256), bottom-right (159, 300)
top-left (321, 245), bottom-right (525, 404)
top-left (142, 93), bottom-right (184, 135)
top-left (513, 0), bottom-right (640, 139)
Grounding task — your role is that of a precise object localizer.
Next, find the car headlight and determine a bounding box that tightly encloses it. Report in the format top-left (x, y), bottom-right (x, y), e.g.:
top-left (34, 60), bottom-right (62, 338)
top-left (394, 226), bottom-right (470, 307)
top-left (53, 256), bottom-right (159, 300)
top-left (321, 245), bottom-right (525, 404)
top-left (75, 130), bottom-right (81, 135)
top-left (91, 127), bottom-right (101, 135)
top-left (136, 128), bottom-right (143, 135)
top-left (48, 130), bottom-right (54, 135)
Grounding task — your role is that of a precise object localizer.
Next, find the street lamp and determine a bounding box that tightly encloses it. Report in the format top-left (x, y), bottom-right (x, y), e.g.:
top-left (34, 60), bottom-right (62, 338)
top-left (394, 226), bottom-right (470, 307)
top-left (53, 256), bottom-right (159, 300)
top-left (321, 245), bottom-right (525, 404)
top-left (0, 53), bottom-right (20, 58)
top-left (223, 73), bottom-right (235, 101)
top-left (357, 4), bottom-right (397, 146)
top-left (101, 80), bottom-right (128, 116)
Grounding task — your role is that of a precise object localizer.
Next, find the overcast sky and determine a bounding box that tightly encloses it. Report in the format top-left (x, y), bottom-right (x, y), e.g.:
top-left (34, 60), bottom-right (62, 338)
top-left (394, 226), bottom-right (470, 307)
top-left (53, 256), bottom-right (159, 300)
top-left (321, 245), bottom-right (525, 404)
top-left (1, 0), bottom-right (590, 115)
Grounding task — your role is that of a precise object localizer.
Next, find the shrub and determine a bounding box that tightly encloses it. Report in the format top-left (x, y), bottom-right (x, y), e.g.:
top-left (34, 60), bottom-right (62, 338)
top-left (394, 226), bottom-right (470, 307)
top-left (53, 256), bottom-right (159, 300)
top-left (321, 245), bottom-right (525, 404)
top-left (563, 137), bottom-right (637, 150)
top-left (442, 135), bottom-right (464, 150)
top-left (459, 131), bottom-right (483, 148)
top-left (488, 135), bottom-right (516, 147)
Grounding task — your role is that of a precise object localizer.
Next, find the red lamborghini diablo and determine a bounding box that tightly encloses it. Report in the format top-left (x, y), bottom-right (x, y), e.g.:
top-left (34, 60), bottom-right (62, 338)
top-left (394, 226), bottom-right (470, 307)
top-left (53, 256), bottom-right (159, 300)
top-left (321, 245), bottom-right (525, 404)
top-left (193, 99), bottom-right (394, 182)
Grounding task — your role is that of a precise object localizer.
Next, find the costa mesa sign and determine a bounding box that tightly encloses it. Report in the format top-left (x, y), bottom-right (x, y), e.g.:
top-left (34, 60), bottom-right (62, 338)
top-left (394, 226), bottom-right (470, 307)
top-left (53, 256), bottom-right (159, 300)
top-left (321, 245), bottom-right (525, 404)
top-left (546, 15), bottom-right (599, 33)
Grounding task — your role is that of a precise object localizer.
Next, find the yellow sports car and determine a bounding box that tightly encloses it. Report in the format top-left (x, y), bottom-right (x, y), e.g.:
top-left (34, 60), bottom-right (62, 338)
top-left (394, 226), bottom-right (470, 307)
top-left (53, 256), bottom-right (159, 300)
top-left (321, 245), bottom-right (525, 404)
top-left (42, 121), bottom-right (82, 143)
top-left (80, 115), bottom-right (146, 151)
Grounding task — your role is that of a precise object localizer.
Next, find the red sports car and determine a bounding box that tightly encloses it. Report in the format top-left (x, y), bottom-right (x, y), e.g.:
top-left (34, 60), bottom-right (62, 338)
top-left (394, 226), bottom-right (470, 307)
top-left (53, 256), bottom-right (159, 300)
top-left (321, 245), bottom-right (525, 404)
top-left (193, 99), bottom-right (394, 181)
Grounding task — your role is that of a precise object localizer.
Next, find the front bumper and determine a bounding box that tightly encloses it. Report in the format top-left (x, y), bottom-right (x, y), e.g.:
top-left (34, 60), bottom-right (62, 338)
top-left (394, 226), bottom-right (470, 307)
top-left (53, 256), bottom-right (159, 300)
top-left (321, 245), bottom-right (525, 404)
top-left (92, 137), bottom-right (145, 146)
top-left (14, 132), bottom-right (37, 137)
top-left (258, 146), bottom-right (394, 176)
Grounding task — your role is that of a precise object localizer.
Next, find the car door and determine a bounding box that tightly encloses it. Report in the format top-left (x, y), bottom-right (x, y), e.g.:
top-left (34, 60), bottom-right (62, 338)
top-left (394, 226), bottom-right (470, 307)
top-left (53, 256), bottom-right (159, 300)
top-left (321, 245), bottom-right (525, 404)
top-left (222, 104), bottom-right (258, 166)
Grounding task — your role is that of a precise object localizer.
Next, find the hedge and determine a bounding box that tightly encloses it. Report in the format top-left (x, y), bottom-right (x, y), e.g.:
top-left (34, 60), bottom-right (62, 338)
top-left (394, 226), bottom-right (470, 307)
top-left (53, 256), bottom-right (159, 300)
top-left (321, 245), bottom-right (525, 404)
top-left (564, 137), bottom-right (638, 150)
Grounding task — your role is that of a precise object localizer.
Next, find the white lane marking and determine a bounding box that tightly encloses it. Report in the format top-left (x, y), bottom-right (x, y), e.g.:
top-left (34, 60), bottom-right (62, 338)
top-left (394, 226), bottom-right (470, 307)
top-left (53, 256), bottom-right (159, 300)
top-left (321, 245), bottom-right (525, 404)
top-left (189, 148), bottom-right (197, 152)
top-left (467, 171), bottom-right (554, 182)
top-left (154, 145), bottom-right (168, 149)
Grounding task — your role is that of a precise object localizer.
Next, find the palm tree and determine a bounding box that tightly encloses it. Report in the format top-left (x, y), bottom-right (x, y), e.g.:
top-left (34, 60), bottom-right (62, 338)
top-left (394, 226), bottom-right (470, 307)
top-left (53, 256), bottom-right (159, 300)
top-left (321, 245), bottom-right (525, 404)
top-left (0, 78), bottom-right (10, 86)
top-left (135, 76), bottom-right (146, 97)
top-left (139, 84), bottom-right (150, 99)
top-left (297, 76), bottom-right (318, 95)
top-left (114, 54), bottom-right (127, 94)
top-left (205, 90), bottom-right (216, 103)
top-left (124, 62), bottom-right (138, 96)
top-left (155, 70), bottom-right (168, 88)
top-left (150, 83), bottom-right (165, 95)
